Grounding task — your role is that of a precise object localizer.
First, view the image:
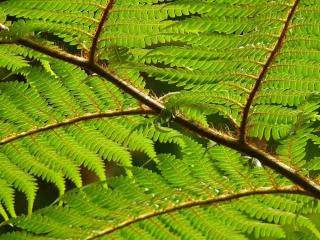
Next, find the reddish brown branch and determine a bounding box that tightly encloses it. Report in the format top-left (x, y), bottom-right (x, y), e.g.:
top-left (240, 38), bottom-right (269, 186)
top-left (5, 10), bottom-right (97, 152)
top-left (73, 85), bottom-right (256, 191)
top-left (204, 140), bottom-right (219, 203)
top-left (173, 114), bottom-right (320, 199)
top-left (239, 0), bottom-right (300, 143)
top-left (15, 38), bottom-right (88, 65)
top-left (12, 38), bottom-right (164, 113)
top-left (89, 0), bottom-right (115, 62)
top-left (87, 186), bottom-right (309, 239)
top-left (0, 108), bottom-right (155, 145)
top-left (3, 21), bottom-right (320, 199)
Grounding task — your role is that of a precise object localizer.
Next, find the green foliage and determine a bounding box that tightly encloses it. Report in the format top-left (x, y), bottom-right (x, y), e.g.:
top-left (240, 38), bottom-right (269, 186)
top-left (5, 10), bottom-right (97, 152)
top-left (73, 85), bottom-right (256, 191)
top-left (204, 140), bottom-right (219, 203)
top-left (0, 60), bottom-right (165, 216)
top-left (0, 0), bottom-right (319, 239)
top-left (1, 140), bottom-right (319, 239)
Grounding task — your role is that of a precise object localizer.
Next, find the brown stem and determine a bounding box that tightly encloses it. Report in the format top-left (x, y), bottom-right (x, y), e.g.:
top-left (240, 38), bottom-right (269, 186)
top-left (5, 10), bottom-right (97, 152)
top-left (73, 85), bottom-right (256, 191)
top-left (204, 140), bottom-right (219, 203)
top-left (239, 0), bottom-right (300, 143)
top-left (0, 108), bottom-right (155, 145)
top-left (87, 186), bottom-right (309, 239)
top-left (89, 0), bottom-right (115, 62)
top-left (13, 38), bottom-right (164, 113)
top-left (3, 33), bottom-right (320, 199)
top-left (16, 38), bottom-right (88, 65)
top-left (173, 114), bottom-right (320, 199)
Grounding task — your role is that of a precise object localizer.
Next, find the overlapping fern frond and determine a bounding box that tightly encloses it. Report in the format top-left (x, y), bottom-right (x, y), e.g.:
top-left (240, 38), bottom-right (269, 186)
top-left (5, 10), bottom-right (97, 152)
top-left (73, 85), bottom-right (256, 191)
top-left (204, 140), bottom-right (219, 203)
top-left (2, 139), bottom-right (319, 240)
top-left (0, 58), bottom-right (185, 218)
top-left (0, 0), bottom-right (319, 239)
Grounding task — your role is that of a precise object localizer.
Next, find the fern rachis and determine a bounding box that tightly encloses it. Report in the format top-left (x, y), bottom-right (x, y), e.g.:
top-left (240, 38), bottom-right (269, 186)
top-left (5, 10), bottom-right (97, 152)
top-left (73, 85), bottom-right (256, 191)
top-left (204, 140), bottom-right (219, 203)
top-left (0, 0), bottom-right (319, 239)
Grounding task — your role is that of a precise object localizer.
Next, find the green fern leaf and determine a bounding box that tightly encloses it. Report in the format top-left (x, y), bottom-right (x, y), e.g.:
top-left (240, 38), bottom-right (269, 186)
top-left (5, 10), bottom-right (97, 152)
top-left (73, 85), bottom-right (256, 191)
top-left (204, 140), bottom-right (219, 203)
top-left (1, 141), bottom-right (318, 239)
top-left (0, 60), bottom-right (165, 217)
top-left (0, 0), bottom-right (319, 239)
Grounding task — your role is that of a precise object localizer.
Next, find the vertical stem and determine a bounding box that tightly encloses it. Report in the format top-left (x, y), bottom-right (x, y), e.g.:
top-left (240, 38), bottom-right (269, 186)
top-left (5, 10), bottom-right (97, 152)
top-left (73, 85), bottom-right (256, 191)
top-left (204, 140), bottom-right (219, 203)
top-left (89, 0), bottom-right (115, 62)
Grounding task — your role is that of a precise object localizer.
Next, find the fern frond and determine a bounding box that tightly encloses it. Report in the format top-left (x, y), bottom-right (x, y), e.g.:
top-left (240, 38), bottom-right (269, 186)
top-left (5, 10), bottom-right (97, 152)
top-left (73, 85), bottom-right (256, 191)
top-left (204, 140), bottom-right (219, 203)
top-left (164, 90), bottom-right (245, 126)
top-left (0, 0), bottom-right (319, 238)
top-left (0, 0), bottom-right (102, 47)
top-left (0, 61), bottom-right (162, 217)
top-left (0, 153), bottom-right (37, 215)
top-left (277, 127), bottom-right (312, 169)
top-left (88, 0), bottom-right (320, 144)
top-left (1, 141), bottom-right (317, 239)
top-left (0, 46), bottom-right (29, 71)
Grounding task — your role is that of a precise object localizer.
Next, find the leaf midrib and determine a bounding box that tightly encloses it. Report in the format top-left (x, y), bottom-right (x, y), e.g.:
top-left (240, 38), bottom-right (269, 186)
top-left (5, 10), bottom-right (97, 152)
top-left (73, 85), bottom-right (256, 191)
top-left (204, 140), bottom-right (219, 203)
top-left (86, 186), bottom-right (307, 240)
top-left (0, 108), bottom-right (155, 145)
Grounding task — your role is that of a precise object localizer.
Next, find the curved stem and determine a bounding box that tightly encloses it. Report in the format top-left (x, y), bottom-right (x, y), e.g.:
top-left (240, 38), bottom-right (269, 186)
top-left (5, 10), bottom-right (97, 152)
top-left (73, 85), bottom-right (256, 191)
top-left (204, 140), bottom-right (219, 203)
top-left (87, 186), bottom-right (309, 239)
top-left (0, 108), bottom-right (155, 145)
top-left (2, 35), bottom-right (320, 199)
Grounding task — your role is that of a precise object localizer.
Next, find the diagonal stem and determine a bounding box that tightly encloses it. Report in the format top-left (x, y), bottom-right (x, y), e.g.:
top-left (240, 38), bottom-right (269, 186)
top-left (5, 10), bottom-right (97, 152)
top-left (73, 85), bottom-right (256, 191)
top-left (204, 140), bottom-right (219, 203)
top-left (2, 35), bottom-right (320, 199)
top-left (12, 38), bottom-right (165, 112)
top-left (239, 0), bottom-right (301, 143)
top-left (89, 0), bottom-right (115, 62)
